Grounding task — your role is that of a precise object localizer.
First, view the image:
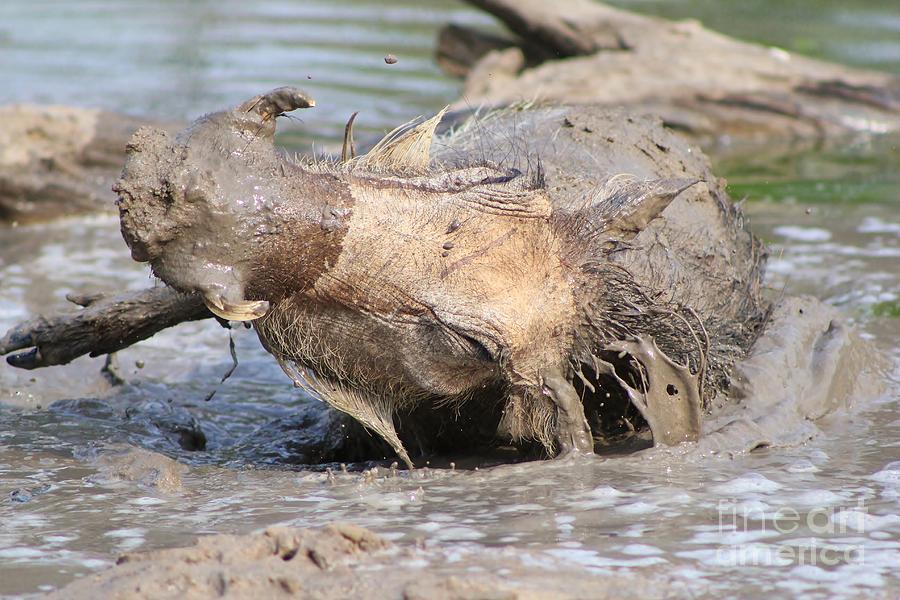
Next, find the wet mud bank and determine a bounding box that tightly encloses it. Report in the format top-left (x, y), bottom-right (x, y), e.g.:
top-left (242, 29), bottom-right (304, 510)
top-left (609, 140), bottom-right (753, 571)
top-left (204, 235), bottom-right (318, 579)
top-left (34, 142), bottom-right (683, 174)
top-left (0, 106), bottom-right (178, 223)
top-left (44, 519), bottom-right (680, 600)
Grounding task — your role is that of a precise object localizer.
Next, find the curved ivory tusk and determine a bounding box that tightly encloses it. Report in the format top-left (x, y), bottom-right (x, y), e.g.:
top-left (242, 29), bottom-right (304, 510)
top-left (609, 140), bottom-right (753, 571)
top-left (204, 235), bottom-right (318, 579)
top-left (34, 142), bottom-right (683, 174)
top-left (342, 111), bottom-right (359, 163)
top-left (203, 294), bottom-right (270, 322)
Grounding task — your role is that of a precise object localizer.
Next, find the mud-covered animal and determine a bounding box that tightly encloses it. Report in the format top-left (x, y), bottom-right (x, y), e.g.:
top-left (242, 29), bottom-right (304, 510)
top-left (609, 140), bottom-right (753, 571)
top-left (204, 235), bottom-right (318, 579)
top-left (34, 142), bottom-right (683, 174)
top-left (114, 88), bottom-right (768, 467)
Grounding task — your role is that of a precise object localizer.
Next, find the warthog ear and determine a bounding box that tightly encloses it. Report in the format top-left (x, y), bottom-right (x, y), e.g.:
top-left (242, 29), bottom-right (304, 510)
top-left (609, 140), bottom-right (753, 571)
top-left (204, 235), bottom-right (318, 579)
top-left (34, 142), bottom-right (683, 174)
top-left (237, 87), bottom-right (316, 121)
top-left (592, 175), bottom-right (699, 241)
top-left (355, 107), bottom-right (449, 175)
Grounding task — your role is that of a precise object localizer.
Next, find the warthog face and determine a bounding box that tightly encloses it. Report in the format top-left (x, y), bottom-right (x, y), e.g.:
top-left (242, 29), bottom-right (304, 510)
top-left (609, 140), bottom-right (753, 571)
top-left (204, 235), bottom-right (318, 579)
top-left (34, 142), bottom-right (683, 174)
top-left (115, 88), bottom-right (320, 321)
top-left (115, 88), bottom-right (702, 467)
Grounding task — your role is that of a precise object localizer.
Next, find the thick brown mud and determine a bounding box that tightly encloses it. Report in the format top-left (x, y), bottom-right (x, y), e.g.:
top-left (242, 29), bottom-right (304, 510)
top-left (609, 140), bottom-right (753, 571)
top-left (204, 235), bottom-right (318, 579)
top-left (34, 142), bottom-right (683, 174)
top-left (46, 522), bottom-right (677, 600)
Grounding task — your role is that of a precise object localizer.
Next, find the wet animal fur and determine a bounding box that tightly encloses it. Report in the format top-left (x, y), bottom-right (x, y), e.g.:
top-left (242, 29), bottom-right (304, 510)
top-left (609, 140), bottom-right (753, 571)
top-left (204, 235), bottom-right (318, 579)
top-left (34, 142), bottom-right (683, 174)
top-left (115, 89), bottom-right (768, 464)
top-left (264, 114), bottom-right (761, 455)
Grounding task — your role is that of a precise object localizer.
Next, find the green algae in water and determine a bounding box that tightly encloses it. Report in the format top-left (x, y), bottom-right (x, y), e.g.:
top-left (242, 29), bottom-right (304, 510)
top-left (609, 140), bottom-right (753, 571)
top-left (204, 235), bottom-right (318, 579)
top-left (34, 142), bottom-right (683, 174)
top-left (722, 132), bottom-right (900, 205)
top-left (727, 179), bottom-right (899, 206)
top-left (872, 300), bottom-right (900, 318)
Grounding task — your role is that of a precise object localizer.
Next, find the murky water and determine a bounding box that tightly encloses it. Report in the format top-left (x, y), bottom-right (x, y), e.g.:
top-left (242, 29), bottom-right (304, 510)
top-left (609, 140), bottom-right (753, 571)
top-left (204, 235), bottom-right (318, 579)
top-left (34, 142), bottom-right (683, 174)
top-left (1, 1), bottom-right (899, 598)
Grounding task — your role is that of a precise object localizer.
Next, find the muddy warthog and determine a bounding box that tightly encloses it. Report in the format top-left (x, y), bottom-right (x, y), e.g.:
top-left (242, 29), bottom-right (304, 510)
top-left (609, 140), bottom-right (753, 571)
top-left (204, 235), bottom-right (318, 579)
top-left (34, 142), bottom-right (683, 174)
top-left (113, 87), bottom-right (767, 467)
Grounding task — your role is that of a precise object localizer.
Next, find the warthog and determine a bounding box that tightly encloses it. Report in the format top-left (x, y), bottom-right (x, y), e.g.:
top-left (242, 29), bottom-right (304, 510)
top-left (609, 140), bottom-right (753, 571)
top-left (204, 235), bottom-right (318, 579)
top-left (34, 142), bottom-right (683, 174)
top-left (114, 87), bottom-right (767, 467)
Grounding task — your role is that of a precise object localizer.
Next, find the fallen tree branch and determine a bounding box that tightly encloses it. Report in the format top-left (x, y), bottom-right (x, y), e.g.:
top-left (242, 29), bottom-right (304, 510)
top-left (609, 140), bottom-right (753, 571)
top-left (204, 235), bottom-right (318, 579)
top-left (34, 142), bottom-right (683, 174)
top-left (464, 0), bottom-right (629, 58)
top-left (451, 0), bottom-right (900, 150)
top-left (1, 287), bottom-right (211, 369)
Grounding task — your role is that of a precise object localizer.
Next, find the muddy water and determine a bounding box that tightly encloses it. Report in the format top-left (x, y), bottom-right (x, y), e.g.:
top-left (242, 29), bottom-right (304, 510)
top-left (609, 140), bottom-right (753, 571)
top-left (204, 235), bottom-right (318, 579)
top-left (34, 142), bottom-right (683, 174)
top-left (1, 1), bottom-right (900, 598)
top-left (1, 189), bottom-right (898, 598)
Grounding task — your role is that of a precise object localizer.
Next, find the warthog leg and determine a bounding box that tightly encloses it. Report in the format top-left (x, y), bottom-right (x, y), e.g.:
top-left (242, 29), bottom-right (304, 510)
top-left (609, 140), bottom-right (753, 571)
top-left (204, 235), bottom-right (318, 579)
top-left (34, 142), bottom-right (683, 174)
top-left (540, 369), bottom-right (594, 455)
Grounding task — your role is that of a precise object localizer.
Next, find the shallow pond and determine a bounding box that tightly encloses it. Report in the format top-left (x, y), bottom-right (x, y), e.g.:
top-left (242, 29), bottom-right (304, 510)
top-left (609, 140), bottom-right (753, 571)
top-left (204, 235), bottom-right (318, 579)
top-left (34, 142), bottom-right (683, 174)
top-left (0, 1), bottom-right (898, 597)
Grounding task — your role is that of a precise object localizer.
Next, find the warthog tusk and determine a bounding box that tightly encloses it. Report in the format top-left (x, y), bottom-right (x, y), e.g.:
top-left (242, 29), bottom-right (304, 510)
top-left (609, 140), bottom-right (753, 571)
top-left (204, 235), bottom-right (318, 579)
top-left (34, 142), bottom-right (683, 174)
top-left (342, 111), bottom-right (359, 162)
top-left (203, 294), bottom-right (269, 322)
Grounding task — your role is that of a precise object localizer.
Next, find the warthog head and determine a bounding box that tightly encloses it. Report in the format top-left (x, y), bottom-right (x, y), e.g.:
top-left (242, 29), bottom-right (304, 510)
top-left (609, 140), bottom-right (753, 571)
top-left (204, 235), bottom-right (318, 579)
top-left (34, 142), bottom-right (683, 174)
top-left (115, 88), bottom-right (702, 467)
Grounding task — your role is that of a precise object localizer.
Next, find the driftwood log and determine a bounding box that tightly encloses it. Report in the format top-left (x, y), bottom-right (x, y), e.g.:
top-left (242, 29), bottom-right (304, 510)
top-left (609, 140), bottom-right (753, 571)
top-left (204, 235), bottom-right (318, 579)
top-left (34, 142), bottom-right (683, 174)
top-left (0, 288), bottom-right (209, 369)
top-left (438, 0), bottom-right (900, 150)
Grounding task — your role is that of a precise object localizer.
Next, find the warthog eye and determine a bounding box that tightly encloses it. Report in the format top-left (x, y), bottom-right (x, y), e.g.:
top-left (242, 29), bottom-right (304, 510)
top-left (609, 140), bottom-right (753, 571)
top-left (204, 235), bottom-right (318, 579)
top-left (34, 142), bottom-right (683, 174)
top-left (444, 328), bottom-right (500, 363)
top-left (459, 333), bottom-right (494, 362)
top-left (431, 314), bottom-right (503, 364)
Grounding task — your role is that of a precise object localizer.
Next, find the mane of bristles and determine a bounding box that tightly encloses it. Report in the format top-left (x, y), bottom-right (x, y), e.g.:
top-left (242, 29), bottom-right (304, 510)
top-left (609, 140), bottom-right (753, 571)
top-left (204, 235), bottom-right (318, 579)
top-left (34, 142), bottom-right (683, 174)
top-left (296, 104), bottom-right (551, 189)
top-left (431, 103), bottom-right (548, 189)
top-left (350, 106), bottom-right (449, 175)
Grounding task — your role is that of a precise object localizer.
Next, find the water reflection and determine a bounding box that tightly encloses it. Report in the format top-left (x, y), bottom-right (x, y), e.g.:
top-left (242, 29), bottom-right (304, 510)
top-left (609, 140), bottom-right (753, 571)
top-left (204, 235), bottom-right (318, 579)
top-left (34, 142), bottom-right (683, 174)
top-left (0, 0), bottom-right (488, 146)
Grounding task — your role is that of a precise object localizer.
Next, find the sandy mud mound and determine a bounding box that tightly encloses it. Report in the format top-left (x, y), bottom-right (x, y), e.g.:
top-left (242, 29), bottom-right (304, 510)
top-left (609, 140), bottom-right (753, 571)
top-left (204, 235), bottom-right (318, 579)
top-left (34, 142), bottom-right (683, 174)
top-left (0, 105), bottom-right (177, 223)
top-left (46, 522), bottom-right (681, 600)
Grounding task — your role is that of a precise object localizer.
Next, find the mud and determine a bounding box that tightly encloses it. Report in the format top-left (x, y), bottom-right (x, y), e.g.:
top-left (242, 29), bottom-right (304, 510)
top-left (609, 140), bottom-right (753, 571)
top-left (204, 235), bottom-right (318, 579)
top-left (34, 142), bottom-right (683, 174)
top-left (88, 447), bottom-right (187, 495)
top-left (0, 105), bottom-right (177, 223)
top-left (701, 296), bottom-right (884, 453)
top-left (597, 336), bottom-right (703, 446)
top-left (45, 522), bottom-right (675, 600)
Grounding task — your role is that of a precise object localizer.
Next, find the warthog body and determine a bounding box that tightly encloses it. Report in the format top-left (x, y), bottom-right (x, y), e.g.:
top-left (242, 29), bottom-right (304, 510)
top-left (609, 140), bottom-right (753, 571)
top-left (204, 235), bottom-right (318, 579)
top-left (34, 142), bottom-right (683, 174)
top-left (114, 88), bottom-right (767, 466)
